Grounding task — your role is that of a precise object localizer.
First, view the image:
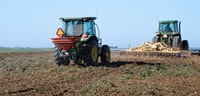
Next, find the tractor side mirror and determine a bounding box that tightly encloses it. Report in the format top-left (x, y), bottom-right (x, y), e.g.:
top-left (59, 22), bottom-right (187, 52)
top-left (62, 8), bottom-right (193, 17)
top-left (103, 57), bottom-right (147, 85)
top-left (156, 32), bottom-right (161, 36)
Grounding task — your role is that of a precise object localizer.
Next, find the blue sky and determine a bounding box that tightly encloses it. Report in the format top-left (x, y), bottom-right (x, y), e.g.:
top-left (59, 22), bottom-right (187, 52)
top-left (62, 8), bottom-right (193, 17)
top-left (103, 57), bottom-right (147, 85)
top-left (0, 0), bottom-right (199, 48)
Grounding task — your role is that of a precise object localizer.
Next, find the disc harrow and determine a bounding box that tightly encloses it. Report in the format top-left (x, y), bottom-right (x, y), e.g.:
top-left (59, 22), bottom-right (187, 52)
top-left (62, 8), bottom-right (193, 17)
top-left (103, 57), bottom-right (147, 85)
top-left (120, 42), bottom-right (189, 58)
top-left (120, 50), bottom-right (189, 57)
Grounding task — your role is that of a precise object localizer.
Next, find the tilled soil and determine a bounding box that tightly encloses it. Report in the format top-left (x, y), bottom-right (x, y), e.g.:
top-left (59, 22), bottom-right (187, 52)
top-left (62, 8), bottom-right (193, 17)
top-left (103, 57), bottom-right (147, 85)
top-left (0, 51), bottom-right (200, 95)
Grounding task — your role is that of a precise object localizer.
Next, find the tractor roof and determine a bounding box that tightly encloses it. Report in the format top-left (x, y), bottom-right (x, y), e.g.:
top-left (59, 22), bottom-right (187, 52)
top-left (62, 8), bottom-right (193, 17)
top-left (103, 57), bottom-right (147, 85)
top-left (59, 17), bottom-right (96, 21)
top-left (159, 20), bottom-right (179, 23)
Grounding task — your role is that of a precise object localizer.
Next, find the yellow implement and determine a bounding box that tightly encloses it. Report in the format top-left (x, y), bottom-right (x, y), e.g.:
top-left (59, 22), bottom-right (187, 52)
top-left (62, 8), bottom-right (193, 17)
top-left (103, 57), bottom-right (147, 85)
top-left (121, 42), bottom-right (189, 57)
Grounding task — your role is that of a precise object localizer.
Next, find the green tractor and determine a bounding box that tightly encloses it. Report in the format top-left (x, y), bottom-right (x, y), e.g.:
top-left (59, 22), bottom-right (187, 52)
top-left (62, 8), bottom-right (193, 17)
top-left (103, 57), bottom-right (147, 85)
top-left (51, 17), bottom-right (111, 66)
top-left (152, 20), bottom-right (189, 51)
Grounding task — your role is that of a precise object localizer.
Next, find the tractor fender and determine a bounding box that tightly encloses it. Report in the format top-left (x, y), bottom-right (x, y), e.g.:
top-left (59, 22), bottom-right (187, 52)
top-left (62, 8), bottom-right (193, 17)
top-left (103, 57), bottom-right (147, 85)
top-left (80, 35), bottom-right (98, 43)
top-left (172, 33), bottom-right (181, 37)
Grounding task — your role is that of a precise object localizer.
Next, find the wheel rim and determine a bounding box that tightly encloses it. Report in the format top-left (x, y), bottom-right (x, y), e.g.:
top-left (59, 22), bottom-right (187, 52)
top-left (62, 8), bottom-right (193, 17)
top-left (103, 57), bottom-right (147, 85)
top-left (106, 49), bottom-right (111, 61)
top-left (92, 45), bottom-right (98, 61)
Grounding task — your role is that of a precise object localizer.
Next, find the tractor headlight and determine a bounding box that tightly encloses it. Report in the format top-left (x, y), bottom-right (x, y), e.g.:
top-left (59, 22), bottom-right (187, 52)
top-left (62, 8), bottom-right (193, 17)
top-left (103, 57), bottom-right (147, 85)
top-left (163, 34), bottom-right (168, 38)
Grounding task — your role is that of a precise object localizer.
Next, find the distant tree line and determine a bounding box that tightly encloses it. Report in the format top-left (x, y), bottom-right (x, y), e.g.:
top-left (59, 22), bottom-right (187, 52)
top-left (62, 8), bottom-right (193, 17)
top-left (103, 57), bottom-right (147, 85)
top-left (110, 46), bottom-right (118, 49)
top-left (0, 47), bottom-right (31, 49)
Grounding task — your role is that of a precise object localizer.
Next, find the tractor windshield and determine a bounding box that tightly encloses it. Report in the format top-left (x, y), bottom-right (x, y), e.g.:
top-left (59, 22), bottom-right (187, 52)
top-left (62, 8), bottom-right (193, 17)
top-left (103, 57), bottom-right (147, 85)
top-left (61, 19), bottom-right (96, 36)
top-left (159, 22), bottom-right (178, 32)
top-left (83, 20), bottom-right (96, 35)
top-left (62, 20), bottom-right (83, 36)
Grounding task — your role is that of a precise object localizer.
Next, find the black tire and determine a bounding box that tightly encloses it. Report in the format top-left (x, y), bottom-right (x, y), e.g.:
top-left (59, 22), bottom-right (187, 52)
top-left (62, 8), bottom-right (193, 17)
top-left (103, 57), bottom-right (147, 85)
top-left (172, 36), bottom-right (182, 50)
top-left (182, 40), bottom-right (189, 51)
top-left (101, 45), bottom-right (111, 64)
top-left (152, 36), bottom-right (160, 43)
top-left (54, 46), bottom-right (70, 66)
top-left (54, 46), bottom-right (62, 66)
top-left (83, 41), bottom-right (99, 66)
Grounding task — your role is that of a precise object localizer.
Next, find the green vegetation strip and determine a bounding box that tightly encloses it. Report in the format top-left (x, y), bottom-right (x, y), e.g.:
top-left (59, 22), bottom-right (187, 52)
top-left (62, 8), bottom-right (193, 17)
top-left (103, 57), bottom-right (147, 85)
top-left (0, 48), bottom-right (53, 53)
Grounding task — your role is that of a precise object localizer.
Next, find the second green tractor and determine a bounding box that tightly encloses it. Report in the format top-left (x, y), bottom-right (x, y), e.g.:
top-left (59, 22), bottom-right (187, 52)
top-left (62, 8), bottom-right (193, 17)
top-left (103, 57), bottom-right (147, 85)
top-left (152, 20), bottom-right (189, 51)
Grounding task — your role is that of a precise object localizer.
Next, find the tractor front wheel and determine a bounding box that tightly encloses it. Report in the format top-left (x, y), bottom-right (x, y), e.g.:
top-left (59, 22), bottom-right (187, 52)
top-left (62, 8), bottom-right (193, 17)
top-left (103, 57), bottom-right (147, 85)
top-left (101, 45), bottom-right (111, 64)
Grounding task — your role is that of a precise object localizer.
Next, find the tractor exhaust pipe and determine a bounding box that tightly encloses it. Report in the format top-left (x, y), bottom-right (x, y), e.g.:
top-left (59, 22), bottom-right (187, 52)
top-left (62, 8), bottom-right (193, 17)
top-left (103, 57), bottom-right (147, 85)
top-left (179, 21), bottom-right (182, 33)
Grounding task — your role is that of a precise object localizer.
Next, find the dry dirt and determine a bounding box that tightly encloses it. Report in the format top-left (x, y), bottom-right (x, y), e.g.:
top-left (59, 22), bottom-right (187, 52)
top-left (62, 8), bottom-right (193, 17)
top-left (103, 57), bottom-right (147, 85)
top-left (0, 51), bottom-right (200, 95)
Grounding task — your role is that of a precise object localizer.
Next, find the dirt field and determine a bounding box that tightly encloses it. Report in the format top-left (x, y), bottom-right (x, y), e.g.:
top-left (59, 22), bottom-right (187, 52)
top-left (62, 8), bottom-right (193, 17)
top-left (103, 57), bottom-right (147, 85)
top-left (0, 51), bottom-right (200, 95)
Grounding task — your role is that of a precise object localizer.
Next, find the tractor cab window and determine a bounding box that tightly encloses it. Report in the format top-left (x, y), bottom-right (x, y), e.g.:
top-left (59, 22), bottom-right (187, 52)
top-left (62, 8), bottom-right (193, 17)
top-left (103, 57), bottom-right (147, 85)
top-left (159, 22), bottom-right (178, 32)
top-left (83, 20), bottom-right (96, 35)
top-left (62, 20), bottom-right (83, 36)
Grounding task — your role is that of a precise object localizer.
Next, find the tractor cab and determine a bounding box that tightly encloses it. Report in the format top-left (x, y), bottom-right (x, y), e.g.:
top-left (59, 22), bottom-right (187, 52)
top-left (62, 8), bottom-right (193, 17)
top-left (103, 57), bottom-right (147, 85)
top-left (59, 17), bottom-right (97, 37)
top-left (52, 17), bottom-right (100, 50)
top-left (158, 20), bottom-right (179, 33)
top-left (157, 20), bottom-right (181, 38)
top-left (157, 20), bottom-right (182, 37)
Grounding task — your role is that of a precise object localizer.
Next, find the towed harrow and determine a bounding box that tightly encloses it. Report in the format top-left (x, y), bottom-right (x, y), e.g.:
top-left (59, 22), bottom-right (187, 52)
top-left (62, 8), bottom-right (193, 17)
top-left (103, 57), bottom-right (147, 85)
top-left (120, 42), bottom-right (190, 57)
top-left (120, 50), bottom-right (189, 57)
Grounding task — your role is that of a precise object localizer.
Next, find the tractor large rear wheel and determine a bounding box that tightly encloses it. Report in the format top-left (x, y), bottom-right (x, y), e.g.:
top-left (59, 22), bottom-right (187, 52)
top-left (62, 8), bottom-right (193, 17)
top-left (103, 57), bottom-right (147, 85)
top-left (182, 40), bottom-right (189, 51)
top-left (152, 36), bottom-right (160, 43)
top-left (101, 45), bottom-right (111, 64)
top-left (54, 46), bottom-right (70, 66)
top-left (83, 41), bottom-right (99, 66)
top-left (172, 36), bottom-right (182, 50)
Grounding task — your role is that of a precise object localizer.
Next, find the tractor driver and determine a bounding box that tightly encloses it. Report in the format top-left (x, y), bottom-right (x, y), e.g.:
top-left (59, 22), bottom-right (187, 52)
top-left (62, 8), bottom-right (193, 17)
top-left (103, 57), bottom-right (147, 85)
top-left (164, 24), bottom-right (172, 32)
